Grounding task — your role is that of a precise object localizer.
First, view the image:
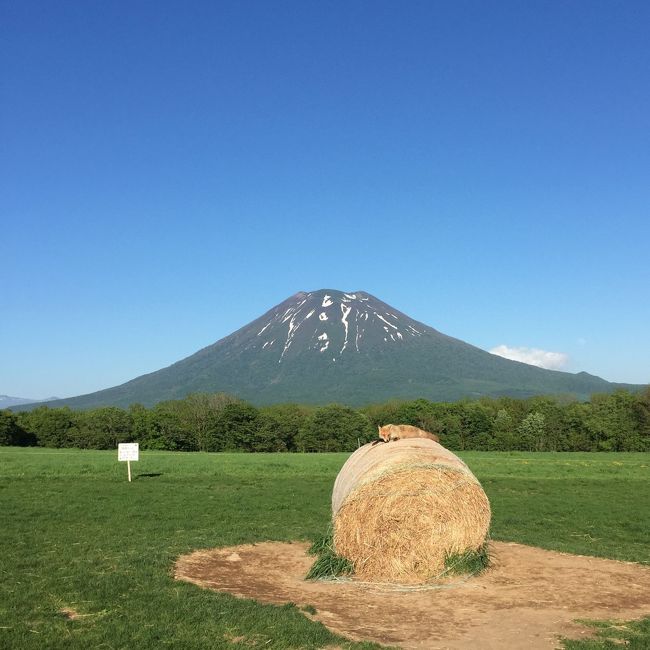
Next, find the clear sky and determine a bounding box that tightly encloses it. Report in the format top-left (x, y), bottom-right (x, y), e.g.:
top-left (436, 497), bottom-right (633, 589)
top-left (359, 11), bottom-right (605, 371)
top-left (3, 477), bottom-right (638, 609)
top-left (2, 0), bottom-right (649, 399)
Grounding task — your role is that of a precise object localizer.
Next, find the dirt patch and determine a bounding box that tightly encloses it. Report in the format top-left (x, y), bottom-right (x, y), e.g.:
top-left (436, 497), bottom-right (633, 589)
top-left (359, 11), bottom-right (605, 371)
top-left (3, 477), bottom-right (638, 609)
top-left (174, 541), bottom-right (650, 649)
top-left (59, 608), bottom-right (85, 621)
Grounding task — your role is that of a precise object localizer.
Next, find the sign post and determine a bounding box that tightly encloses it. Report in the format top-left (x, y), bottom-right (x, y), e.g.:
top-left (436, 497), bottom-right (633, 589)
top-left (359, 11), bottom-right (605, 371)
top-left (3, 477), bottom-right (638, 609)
top-left (118, 443), bottom-right (139, 482)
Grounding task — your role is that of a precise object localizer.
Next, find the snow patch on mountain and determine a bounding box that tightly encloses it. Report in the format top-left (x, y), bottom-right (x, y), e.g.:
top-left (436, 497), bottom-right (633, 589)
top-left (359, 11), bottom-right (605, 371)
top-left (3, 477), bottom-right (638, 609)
top-left (354, 312), bottom-right (362, 352)
top-left (280, 311), bottom-right (305, 361)
top-left (317, 332), bottom-right (329, 352)
top-left (340, 304), bottom-right (351, 354)
top-left (376, 313), bottom-right (398, 330)
top-left (252, 289), bottom-right (424, 364)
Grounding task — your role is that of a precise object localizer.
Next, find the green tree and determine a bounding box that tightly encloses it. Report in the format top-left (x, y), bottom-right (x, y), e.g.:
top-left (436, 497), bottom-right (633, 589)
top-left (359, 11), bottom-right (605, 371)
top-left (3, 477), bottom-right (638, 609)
top-left (128, 403), bottom-right (156, 444)
top-left (252, 413), bottom-right (289, 452)
top-left (298, 404), bottom-right (373, 452)
top-left (0, 410), bottom-right (35, 446)
top-left (361, 400), bottom-right (404, 430)
top-left (587, 391), bottom-right (642, 451)
top-left (435, 409), bottom-right (463, 450)
top-left (517, 412), bottom-right (546, 451)
top-left (526, 396), bottom-right (572, 451)
top-left (393, 399), bottom-right (437, 430)
top-left (490, 408), bottom-right (515, 450)
top-left (150, 401), bottom-right (197, 451)
top-left (256, 404), bottom-right (311, 451)
top-left (71, 407), bottom-right (133, 449)
top-left (631, 388), bottom-right (650, 451)
top-left (17, 407), bottom-right (77, 448)
top-left (215, 402), bottom-right (260, 452)
top-left (564, 401), bottom-right (594, 451)
top-left (180, 393), bottom-right (237, 451)
top-left (457, 401), bottom-right (493, 450)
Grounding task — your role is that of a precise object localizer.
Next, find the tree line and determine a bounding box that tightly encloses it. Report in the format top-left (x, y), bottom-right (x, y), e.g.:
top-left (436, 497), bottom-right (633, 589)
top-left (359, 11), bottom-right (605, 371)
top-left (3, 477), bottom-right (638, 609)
top-left (1, 389), bottom-right (649, 452)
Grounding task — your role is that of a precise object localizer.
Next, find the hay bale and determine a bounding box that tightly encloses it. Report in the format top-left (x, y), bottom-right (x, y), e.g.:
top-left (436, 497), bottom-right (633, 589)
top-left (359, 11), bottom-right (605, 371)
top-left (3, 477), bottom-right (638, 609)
top-left (332, 439), bottom-right (491, 584)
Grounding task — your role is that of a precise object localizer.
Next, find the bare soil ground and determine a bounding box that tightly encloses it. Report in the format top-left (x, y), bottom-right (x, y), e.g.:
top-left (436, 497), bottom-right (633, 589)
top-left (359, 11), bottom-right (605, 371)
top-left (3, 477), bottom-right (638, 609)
top-left (174, 541), bottom-right (650, 649)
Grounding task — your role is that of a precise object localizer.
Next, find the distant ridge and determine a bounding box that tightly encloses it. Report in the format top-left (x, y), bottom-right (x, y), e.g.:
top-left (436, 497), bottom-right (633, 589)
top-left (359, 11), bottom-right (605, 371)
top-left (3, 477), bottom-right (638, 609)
top-left (1, 395), bottom-right (59, 409)
top-left (15, 289), bottom-right (644, 410)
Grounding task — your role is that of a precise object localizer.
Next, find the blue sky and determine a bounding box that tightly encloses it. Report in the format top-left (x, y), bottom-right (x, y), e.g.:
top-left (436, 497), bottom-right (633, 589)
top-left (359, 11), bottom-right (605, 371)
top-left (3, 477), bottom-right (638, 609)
top-left (2, 0), bottom-right (649, 399)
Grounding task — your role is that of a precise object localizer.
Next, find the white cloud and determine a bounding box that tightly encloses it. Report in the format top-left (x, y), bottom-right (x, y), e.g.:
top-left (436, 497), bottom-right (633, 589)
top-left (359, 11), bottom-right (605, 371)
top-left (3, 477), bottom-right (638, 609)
top-left (489, 344), bottom-right (569, 370)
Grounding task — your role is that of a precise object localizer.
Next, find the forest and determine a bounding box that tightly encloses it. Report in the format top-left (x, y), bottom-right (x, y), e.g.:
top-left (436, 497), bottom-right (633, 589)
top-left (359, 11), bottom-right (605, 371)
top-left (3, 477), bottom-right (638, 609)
top-left (2, 389), bottom-right (649, 453)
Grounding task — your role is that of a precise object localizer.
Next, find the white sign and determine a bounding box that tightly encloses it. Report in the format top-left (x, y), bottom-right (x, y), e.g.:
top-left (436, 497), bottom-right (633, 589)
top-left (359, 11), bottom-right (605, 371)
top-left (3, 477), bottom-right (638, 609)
top-left (118, 443), bottom-right (139, 462)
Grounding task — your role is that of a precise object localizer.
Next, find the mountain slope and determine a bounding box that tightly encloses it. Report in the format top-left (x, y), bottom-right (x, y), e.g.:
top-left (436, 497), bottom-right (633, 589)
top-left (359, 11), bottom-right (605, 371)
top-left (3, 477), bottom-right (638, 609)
top-left (21, 289), bottom-right (642, 409)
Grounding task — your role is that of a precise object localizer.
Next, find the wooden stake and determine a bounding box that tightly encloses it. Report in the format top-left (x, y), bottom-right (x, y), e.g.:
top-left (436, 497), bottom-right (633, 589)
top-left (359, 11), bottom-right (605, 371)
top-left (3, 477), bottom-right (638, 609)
top-left (127, 460), bottom-right (132, 482)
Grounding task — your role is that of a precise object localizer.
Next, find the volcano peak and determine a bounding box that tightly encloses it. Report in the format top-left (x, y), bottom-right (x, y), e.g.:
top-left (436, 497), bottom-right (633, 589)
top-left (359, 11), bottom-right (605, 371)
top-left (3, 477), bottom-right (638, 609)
top-left (21, 289), bottom-right (638, 409)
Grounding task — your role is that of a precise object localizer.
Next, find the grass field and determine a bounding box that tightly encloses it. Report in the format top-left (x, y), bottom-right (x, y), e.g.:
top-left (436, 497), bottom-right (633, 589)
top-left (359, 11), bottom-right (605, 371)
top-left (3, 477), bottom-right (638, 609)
top-left (1, 448), bottom-right (649, 649)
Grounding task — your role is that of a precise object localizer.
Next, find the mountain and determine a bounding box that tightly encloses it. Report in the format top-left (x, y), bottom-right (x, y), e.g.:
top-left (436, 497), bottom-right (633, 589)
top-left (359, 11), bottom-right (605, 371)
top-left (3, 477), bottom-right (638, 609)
top-left (0, 395), bottom-right (58, 409)
top-left (18, 289), bottom-right (643, 410)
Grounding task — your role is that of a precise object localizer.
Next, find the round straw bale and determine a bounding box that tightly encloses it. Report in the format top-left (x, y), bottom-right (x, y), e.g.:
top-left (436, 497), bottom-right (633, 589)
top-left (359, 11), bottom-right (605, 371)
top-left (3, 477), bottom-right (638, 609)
top-left (332, 439), bottom-right (490, 584)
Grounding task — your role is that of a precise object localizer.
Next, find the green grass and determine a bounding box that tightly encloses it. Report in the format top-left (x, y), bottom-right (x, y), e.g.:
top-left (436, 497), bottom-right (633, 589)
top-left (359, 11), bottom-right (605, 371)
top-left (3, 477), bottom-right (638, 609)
top-left (306, 530), bottom-right (490, 581)
top-left (443, 543), bottom-right (490, 577)
top-left (562, 618), bottom-right (650, 649)
top-left (1, 448), bottom-right (648, 649)
top-left (305, 531), bottom-right (353, 580)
